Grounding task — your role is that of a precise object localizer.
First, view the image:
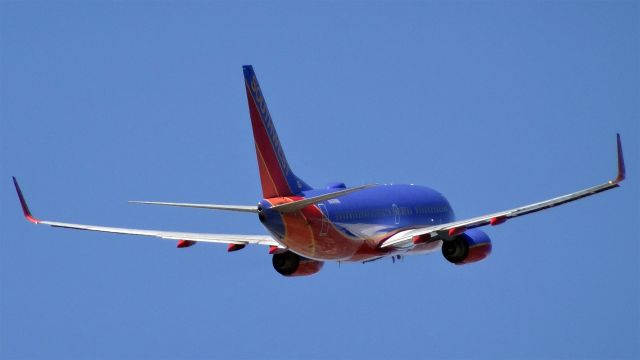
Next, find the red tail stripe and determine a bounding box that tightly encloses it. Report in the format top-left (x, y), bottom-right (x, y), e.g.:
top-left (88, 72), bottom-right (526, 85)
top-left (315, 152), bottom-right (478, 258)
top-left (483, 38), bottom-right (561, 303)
top-left (245, 84), bottom-right (292, 197)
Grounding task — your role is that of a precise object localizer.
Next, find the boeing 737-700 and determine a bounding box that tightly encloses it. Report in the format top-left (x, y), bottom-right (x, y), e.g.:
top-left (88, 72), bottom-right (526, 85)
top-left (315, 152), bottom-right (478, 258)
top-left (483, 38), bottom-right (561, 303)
top-left (13, 65), bottom-right (626, 276)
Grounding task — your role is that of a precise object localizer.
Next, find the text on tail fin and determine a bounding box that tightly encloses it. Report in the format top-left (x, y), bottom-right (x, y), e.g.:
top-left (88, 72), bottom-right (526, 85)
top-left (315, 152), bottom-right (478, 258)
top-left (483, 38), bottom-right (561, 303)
top-left (243, 65), bottom-right (311, 198)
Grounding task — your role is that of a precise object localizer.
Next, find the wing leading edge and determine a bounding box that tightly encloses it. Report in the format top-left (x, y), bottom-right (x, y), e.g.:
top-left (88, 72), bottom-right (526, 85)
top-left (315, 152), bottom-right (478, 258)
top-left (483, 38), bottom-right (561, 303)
top-left (381, 134), bottom-right (626, 249)
top-left (128, 200), bottom-right (258, 213)
top-left (12, 177), bottom-right (282, 248)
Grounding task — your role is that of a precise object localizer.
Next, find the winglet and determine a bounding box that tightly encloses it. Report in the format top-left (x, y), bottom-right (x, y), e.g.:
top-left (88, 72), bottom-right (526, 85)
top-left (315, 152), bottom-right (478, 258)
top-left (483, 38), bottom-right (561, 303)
top-left (614, 133), bottom-right (625, 183)
top-left (12, 177), bottom-right (40, 223)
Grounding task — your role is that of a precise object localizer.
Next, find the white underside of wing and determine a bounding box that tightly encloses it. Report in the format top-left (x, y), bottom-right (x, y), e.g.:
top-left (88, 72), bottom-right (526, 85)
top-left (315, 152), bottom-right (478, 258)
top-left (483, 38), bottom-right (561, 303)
top-left (37, 219), bottom-right (281, 247)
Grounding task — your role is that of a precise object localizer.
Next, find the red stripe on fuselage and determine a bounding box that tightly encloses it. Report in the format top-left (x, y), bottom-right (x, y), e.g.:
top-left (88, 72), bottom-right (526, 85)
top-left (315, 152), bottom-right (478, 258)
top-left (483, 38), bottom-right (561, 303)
top-left (245, 84), bottom-right (292, 198)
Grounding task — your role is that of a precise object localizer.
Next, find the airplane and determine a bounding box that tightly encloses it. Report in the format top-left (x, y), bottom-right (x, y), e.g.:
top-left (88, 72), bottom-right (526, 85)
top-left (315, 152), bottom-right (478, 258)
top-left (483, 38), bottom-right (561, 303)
top-left (13, 65), bottom-right (626, 277)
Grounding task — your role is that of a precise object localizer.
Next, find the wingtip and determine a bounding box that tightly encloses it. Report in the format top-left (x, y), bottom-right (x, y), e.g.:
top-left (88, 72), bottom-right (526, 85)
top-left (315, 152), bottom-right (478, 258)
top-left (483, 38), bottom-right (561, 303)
top-left (12, 177), bottom-right (39, 223)
top-left (615, 133), bottom-right (625, 183)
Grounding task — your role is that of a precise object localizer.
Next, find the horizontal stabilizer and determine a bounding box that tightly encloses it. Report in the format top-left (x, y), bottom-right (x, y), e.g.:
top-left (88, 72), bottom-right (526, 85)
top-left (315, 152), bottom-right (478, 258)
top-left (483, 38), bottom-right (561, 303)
top-left (270, 184), bottom-right (375, 213)
top-left (129, 201), bottom-right (258, 213)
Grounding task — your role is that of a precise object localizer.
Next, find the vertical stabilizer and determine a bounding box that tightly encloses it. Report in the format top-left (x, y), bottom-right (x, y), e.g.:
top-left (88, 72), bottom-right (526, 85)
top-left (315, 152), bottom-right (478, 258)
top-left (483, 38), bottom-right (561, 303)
top-left (243, 65), bottom-right (312, 198)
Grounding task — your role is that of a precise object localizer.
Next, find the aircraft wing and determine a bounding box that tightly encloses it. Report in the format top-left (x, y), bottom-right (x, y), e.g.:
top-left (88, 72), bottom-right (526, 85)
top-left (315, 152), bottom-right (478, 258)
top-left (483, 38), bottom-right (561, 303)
top-left (381, 134), bottom-right (626, 249)
top-left (12, 177), bottom-right (282, 248)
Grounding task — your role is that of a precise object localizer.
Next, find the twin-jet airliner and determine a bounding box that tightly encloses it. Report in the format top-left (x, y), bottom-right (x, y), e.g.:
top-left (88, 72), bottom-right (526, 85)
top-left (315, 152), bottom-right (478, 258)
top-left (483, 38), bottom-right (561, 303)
top-left (13, 65), bottom-right (626, 276)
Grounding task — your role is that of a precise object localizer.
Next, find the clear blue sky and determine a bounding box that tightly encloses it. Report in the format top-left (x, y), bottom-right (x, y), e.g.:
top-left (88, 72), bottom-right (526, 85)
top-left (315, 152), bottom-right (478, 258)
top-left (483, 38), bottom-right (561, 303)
top-left (1, 1), bottom-right (638, 359)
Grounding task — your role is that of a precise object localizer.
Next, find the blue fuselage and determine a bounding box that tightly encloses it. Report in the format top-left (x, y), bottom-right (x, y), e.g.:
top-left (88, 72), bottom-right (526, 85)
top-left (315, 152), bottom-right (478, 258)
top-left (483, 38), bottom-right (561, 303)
top-left (259, 184), bottom-right (456, 261)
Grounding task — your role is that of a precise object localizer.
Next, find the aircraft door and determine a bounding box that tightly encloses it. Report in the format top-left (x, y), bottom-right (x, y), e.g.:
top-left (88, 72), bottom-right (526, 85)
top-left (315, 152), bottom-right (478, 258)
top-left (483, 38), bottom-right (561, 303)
top-left (318, 203), bottom-right (329, 236)
top-left (392, 204), bottom-right (400, 224)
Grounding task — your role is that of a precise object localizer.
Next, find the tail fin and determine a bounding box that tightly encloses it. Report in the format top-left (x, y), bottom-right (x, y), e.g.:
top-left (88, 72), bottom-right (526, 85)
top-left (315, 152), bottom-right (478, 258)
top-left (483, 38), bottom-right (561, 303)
top-left (243, 65), bottom-right (312, 198)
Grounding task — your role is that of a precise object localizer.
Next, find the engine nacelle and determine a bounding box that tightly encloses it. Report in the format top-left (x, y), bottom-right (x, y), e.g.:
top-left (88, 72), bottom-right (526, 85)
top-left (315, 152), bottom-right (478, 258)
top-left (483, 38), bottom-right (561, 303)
top-left (272, 251), bottom-right (324, 277)
top-left (442, 228), bottom-right (492, 265)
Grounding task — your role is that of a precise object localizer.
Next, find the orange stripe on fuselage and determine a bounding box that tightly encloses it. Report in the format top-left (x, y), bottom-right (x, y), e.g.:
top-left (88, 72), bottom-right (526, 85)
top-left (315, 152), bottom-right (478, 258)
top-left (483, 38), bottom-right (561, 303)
top-left (282, 212), bottom-right (316, 257)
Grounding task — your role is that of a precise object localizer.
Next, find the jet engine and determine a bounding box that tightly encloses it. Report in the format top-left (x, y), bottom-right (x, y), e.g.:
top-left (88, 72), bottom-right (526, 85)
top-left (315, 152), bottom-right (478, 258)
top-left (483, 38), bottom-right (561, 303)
top-left (442, 228), bottom-right (492, 265)
top-left (272, 251), bottom-right (324, 277)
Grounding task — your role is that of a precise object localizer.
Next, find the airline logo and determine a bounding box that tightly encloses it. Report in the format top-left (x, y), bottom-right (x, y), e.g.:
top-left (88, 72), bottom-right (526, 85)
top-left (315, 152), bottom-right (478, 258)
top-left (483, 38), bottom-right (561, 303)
top-left (248, 75), bottom-right (290, 178)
